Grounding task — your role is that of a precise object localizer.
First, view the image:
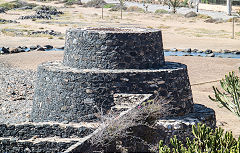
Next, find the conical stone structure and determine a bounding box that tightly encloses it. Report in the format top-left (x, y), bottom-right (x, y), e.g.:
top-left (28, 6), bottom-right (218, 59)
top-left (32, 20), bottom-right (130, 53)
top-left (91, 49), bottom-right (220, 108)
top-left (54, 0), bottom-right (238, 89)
top-left (31, 27), bottom-right (194, 123)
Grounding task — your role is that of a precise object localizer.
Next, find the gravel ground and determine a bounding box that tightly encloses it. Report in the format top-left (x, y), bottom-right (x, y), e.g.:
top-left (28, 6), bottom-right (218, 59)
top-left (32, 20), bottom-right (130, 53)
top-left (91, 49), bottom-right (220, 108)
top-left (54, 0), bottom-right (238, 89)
top-left (0, 62), bottom-right (36, 124)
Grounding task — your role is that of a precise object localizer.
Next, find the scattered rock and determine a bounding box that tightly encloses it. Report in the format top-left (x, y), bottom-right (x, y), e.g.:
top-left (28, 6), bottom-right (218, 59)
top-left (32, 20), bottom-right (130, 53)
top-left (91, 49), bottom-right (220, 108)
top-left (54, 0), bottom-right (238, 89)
top-left (184, 11), bottom-right (197, 18)
top-left (44, 45), bottom-right (53, 50)
top-left (0, 7), bottom-right (5, 13)
top-left (234, 50), bottom-right (240, 54)
top-left (170, 48), bottom-right (178, 52)
top-left (205, 49), bottom-right (213, 54)
top-left (206, 53), bottom-right (215, 57)
top-left (223, 49), bottom-right (231, 53)
top-left (183, 48), bottom-right (191, 53)
top-left (37, 47), bottom-right (45, 51)
top-left (1, 47), bottom-right (10, 54)
top-left (57, 46), bottom-right (64, 50)
top-left (0, 19), bottom-right (18, 24)
top-left (192, 49), bottom-right (198, 52)
top-left (196, 50), bottom-right (203, 53)
top-left (35, 5), bottom-right (63, 16)
top-left (29, 30), bottom-right (62, 36)
top-left (30, 46), bottom-right (38, 50)
top-left (19, 5), bottom-right (63, 20)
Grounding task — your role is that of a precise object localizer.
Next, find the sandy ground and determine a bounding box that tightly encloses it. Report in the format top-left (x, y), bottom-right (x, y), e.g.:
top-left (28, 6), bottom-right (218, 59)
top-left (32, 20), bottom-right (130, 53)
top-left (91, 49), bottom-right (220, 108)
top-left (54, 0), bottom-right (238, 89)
top-left (1, 51), bottom-right (240, 137)
top-left (0, 1), bottom-right (240, 50)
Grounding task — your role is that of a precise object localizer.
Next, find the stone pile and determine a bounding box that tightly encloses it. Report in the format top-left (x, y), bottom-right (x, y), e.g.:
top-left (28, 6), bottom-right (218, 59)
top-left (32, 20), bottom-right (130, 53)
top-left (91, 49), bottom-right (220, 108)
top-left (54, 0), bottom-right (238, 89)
top-left (19, 6), bottom-right (63, 20)
top-left (0, 19), bottom-right (18, 24)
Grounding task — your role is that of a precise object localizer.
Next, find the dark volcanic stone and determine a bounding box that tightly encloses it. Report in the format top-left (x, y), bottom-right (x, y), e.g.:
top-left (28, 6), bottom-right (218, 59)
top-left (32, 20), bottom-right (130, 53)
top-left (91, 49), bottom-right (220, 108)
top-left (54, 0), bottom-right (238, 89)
top-left (31, 61), bottom-right (193, 123)
top-left (63, 27), bottom-right (165, 69)
top-left (37, 47), bottom-right (45, 51)
top-left (1, 47), bottom-right (10, 54)
top-left (205, 49), bottom-right (213, 54)
top-left (44, 45), bottom-right (53, 50)
top-left (30, 46), bottom-right (38, 50)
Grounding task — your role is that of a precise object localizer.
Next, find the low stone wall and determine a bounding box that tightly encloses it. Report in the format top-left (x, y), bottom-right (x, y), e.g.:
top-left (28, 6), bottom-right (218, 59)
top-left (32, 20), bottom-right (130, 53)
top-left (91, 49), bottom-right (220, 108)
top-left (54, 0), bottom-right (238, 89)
top-left (0, 122), bottom-right (99, 153)
top-left (66, 104), bottom-right (216, 152)
top-left (0, 123), bottom-right (96, 139)
top-left (63, 28), bottom-right (165, 69)
top-left (0, 139), bottom-right (76, 153)
top-left (32, 61), bottom-right (193, 123)
top-left (155, 104), bottom-right (216, 145)
top-left (0, 94), bottom-right (152, 153)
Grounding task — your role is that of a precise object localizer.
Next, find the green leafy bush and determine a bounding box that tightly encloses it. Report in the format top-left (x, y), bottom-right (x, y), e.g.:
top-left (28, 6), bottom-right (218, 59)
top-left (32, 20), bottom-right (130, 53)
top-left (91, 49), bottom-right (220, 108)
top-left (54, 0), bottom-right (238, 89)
top-left (103, 3), bottom-right (115, 8)
top-left (209, 71), bottom-right (240, 118)
top-left (159, 123), bottom-right (240, 153)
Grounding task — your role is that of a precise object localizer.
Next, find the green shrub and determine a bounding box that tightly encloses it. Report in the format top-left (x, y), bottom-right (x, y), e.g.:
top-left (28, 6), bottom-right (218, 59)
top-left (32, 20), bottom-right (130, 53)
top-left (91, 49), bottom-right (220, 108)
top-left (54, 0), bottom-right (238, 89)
top-left (103, 3), bottom-right (115, 8)
top-left (159, 123), bottom-right (240, 153)
top-left (155, 9), bottom-right (168, 14)
top-left (179, 0), bottom-right (188, 7)
top-left (209, 71), bottom-right (240, 118)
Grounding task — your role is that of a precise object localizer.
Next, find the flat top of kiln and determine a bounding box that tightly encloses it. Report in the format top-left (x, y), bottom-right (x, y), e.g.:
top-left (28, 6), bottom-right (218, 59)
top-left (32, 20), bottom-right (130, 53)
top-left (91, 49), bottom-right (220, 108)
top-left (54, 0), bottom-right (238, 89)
top-left (68, 27), bottom-right (161, 34)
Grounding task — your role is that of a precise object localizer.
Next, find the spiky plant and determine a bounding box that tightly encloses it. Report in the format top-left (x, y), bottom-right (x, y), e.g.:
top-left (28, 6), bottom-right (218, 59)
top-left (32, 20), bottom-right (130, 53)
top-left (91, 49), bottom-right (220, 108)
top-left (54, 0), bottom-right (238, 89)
top-left (209, 70), bottom-right (240, 118)
top-left (159, 123), bottom-right (240, 153)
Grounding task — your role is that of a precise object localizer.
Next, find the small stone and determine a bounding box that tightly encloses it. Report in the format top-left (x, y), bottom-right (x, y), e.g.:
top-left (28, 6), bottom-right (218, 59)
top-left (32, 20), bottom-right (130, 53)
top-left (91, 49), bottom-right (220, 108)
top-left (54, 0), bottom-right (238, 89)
top-left (206, 53), bottom-right (215, 57)
top-left (30, 46), bottom-right (38, 50)
top-left (183, 48), bottom-right (191, 52)
top-left (205, 49), bottom-right (213, 54)
top-left (44, 45), bottom-right (53, 50)
top-left (86, 89), bottom-right (93, 94)
top-left (170, 48), bottom-right (178, 52)
top-left (24, 148), bottom-right (31, 152)
top-left (37, 47), bottom-right (45, 51)
top-left (223, 49), bottom-right (231, 53)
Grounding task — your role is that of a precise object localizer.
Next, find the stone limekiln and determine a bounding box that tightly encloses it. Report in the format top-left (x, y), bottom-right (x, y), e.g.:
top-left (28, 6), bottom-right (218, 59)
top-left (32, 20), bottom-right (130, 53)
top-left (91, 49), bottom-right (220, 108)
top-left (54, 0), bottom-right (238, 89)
top-left (31, 27), bottom-right (194, 123)
top-left (0, 28), bottom-right (216, 152)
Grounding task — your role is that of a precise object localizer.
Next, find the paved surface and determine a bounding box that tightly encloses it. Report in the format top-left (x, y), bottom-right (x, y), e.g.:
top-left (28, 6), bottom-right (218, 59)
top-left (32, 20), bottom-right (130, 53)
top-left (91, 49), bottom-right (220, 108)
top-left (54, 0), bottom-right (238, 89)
top-left (82, 0), bottom-right (237, 20)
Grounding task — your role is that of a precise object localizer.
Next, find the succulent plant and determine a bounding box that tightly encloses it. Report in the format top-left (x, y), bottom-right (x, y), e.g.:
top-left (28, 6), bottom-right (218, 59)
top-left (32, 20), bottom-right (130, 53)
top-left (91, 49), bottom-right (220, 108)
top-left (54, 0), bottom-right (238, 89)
top-left (159, 123), bottom-right (240, 153)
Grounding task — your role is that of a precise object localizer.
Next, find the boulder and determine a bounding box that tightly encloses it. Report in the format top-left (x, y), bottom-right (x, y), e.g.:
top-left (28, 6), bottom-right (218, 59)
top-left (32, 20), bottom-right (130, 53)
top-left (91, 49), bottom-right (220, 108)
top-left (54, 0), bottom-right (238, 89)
top-left (184, 11), bottom-right (197, 18)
